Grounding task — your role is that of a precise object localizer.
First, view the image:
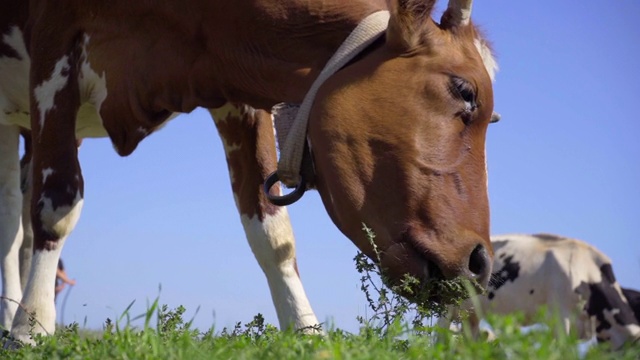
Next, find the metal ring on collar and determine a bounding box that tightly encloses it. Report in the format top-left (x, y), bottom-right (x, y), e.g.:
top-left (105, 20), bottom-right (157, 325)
top-left (264, 171), bottom-right (306, 206)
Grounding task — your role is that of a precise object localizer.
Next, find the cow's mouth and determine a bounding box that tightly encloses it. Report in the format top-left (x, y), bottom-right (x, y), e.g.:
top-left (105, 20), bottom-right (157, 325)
top-left (377, 240), bottom-right (486, 308)
top-left (377, 244), bottom-right (450, 305)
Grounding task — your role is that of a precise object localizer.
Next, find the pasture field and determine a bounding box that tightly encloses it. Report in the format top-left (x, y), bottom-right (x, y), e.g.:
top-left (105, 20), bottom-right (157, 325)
top-left (0, 304), bottom-right (638, 360)
top-left (2, 244), bottom-right (637, 358)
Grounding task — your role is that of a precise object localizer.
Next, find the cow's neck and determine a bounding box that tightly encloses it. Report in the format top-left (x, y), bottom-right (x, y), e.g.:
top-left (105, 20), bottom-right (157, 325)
top-left (198, 0), bottom-right (387, 110)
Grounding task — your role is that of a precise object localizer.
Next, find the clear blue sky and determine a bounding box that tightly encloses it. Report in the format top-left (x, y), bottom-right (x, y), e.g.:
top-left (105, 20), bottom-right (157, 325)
top-left (49, 2), bottom-right (640, 333)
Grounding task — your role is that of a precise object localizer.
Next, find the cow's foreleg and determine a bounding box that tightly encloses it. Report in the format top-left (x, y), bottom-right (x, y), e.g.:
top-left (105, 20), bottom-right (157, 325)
top-left (10, 41), bottom-right (83, 344)
top-left (0, 124), bottom-right (24, 330)
top-left (210, 104), bottom-right (319, 332)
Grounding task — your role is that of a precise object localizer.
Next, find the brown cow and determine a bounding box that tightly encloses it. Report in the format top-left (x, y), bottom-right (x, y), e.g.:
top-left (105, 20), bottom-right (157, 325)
top-left (0, 0), bottom-right (498, 344)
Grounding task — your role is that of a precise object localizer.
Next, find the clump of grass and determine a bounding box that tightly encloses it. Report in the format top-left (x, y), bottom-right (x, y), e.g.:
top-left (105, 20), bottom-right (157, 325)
top-left (354, 223), bottom-right (478, 336)
top-left (215, 313), bottom-right (278, 341)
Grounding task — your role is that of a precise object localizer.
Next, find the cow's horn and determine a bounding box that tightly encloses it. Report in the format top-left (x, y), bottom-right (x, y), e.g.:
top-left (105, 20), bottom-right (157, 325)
top-left (444, 0), bottom-right (472, 27)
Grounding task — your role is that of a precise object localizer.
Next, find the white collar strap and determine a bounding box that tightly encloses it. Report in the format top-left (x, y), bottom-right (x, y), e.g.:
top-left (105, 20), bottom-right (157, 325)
top-left (276, 10), bottom-right (391, 187)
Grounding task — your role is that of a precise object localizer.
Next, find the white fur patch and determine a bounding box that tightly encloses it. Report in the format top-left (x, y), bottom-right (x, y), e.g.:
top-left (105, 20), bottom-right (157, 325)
top-left (601, 308), bottom-right (640, 349)
top-left (240, 210), bottom-right (319, 331)
top-left (209, 104), bottom-right (249, 189)
top-left (78, 35), bottom-right (107, 108)
top-left (74, 34), bottom-right (110, 139)
top-left (0, 29), bottom-right (111, 138)
top-left (37, 190), bottom-right (83, 240)
top-left (33, 56), bottom-right (71, 134)
top-left (474, 38), bottom-right (498, 82)
top-left (42, 167), bottom-right (54, 184)
top-left (1, 26), bottom-right (28, 63)
top-left (211, 103), bottom-right (256, 123)
top-left (209, 105), bottom-right (245, 153)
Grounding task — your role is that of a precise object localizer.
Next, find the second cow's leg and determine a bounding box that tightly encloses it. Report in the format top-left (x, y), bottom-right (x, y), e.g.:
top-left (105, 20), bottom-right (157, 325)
top-left (0, 124), bottom-right (24, 330)
top-left (210, 104), bottom-right (319, 331)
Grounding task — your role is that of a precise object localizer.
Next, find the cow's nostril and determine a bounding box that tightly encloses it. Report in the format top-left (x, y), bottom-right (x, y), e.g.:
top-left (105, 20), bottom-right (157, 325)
top-left (468, 244), bottom-right (490, 282)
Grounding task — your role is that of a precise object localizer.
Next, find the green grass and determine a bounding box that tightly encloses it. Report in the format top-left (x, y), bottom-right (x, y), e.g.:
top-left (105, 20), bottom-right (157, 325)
top-left (3, 227), bottom-right (638, 358)
top-left (1, 305), bottom-right (638, 359)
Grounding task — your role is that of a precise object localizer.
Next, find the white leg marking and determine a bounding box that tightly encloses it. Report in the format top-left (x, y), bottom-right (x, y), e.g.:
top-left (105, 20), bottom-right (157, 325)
top-left (38, 191), bottom-right (83, 239)
top-left (241, 210), bottom-right (319, 331)
top-left (0, 125), bottom-right (23, 330)
top-left (33, 56), bottom-right (71, 133)
top-left (209, 104), bottom-right (318, 330)
top-left (41, 168), bottom-right (54, 184)
top-left (10, 246), bottom-right (65, 344)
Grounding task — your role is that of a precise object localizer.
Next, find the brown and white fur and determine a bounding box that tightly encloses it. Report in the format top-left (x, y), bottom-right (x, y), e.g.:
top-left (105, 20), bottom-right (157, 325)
top-left (1, 0), bottom-right (499, 344)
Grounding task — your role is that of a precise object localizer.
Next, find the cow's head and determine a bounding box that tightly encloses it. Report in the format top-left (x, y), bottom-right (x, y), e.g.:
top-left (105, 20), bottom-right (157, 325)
top-left (308, 0), bottom-right (496, 296)
top-left (578, 265), bottom-right (640, 349)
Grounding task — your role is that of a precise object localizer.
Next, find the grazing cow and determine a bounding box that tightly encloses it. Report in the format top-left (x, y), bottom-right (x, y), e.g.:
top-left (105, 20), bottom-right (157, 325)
top-left (438, 233), bottom-right (640, 350)
top-left (1, 0), bottom-right (498, 344)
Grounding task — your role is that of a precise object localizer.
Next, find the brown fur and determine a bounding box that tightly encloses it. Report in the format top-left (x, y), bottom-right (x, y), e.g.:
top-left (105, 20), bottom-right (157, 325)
top-left (212, 106), bottom-right (280, 220)
top-left (5, 0), bottom-right (495, 301)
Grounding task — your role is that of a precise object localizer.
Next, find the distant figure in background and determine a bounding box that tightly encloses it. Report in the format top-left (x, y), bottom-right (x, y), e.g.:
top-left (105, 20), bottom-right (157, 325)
top-left (55, 259), bottom-right (76, 301)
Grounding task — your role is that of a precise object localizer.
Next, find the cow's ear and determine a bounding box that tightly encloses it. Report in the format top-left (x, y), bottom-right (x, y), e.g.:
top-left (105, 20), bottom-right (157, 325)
top-left (385, 0), bottom-right (437, 51)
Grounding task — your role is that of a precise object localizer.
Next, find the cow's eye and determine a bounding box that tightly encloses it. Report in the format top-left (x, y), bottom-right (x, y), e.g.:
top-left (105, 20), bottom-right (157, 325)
top-left (450, 76), bottom-right (478, 125)
top-left (450, 76), bottom-right (477, 110)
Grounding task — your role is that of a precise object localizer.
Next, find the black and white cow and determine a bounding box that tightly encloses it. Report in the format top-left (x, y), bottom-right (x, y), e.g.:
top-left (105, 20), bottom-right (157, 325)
top-left (438, 233), bottom-right (640, 350)
top-left (622, 288), bottom-right (640, 325)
